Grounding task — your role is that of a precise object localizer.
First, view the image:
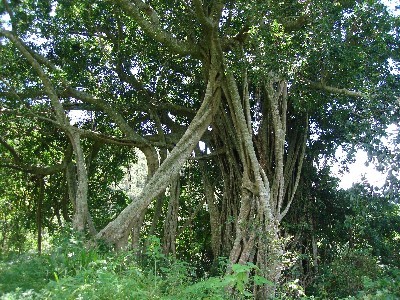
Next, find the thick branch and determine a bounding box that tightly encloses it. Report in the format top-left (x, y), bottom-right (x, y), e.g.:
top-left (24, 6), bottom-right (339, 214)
top-left (0, 30), bottom-right (69, 125)
top-left (64, 87), bottom-right (150, 146)
top-left (0, 156), bottom-right (69, 176)
top-left (193, 0), bottom-right (213, 28)
top-left (305, 80), bottom-right (368, 98)
top-left (15, 46), bottom-right (157, 151)
top-left (2, 107), bottom-right (172, 148)
top-left (96, 69), bottom-right (221, 246)
top-left (111, 0), bottom-right (199, 57)
top-left (0, 137), bottom-right (21, 164)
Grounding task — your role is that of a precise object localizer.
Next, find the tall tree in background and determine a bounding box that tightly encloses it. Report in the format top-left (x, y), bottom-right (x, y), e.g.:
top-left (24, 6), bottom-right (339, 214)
top-left (1, 0), bottom-right (398, 298)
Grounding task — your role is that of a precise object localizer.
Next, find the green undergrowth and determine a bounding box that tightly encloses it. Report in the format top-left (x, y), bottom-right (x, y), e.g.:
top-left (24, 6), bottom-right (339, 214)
top-left (0, 234), bottom-right (270, 300)
top-left (308, 248), bottom-right (400, 300)
top-left (1, 234), bottom-right (399, 299)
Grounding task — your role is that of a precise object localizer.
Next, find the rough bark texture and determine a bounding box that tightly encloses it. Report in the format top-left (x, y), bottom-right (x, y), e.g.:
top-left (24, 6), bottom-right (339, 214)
top-left (162, 174), bottom-right (180, 256)
top-left (68, 131), bottom-right (89, 232)
top-left (199, 159), bottom-right (221, 259)
top-left (216, 71), bottom-right (309, 298)
top-left (36, 176), bottom-right (44, 254)
top-left (96, 68), bottom-right (222, 247)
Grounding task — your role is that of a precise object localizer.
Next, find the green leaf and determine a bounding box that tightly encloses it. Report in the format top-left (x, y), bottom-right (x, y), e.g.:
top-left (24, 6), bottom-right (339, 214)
top-left (254, 275), bottom-right (273, 286)
top-left (231, 263), bottom-right (251, 273)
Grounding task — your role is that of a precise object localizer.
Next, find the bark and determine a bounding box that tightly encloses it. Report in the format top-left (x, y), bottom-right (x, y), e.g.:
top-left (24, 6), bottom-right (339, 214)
top-left (1, 29), bottom-right (91, 234)
top-left (310, 215), bottom-right (319, 273)
top-left (36, 176), bottom-right (44, 254)
top-left (312, 234), bottom-right (318, 273)
top-left (194, 145), bottom-right (222, 259)
top-left (61, 190), bottom-right (71, 222)
top-left (147, 116), bottom-right (169, 239)
top-left (212, 110), bottom-right (242, 257)
top-left (68, 131), bottom-right (89, 232)
top-left (65, 161), bottom-right (77, 212)
top-left (111, 0), bottom-right (200, 57)
top-left (130, 146), bottom-right (159, 250)
top-left (130, 210), bottom-right (146, 250)
top-left (96, 69), bottom-right (222, 247)
top-left (279, 116), bottom-right (308, 221)
top-left (267, 80), bottom-right (287, 216)
top-left (162, 174), bottom-right (180, 256)
top-left (222, 71), bottom-right (294, 298)
top-left (147, 193), bottom-right (166, 238)
top-left (194, 157), bottom-right (221, 261)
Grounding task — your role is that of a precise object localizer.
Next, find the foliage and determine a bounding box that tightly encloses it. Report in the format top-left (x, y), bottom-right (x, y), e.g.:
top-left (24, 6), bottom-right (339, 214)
top-left (310, 261), bottom-right (400, 300)
top-left (352, 268), bottom-right (400, 300)
top-left (0, 0), bottom-right (399, 299)
top-left (0, 253), bottom-right (53, 295)
top-left (312, 248), bottom-right (381, 298)
top-left (0, 234), bottom-right (274, 300)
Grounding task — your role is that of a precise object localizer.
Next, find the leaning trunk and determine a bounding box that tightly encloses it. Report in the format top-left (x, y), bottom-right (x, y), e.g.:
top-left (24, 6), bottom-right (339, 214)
top-left (96, 69), bottom-right (222, 247)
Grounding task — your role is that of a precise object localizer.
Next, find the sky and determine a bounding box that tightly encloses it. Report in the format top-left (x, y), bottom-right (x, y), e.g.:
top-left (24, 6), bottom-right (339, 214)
top-left (332, 1), bottom-right (399, 189)
top-left (332, 150), bottom-right (387, 189)
top-left (382, 0), bottom-right (399, 14)
top-left (332, 123), bottom-right (398, 189)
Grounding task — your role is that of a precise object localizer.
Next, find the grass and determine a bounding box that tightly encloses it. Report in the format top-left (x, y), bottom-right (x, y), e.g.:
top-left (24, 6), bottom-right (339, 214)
top-left (1, 235), bottom-right (399, 300)
top-left (0, 235), bottom-right (232, 300)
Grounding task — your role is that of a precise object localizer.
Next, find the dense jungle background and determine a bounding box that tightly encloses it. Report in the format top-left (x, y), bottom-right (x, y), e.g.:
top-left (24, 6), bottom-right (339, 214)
top-left (0, 0), bottom-right (399, 299)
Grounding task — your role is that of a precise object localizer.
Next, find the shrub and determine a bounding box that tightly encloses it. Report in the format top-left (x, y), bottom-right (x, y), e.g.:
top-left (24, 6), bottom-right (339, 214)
top-left (0, 235), bottom-right (272, 300)
top-left (0, 253), bottom-right (53, 295)
top-left (312, 248), bottom-right (381, 298)
top-left (349, 267), bottom-right (400, 300)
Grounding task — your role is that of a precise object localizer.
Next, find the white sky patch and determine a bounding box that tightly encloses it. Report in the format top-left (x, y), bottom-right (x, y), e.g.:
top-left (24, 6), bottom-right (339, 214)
top-left (68, 110), bottom-right (91, 125)
top-left (332, 149), bottom-right (387, 189)
top-left (382, 0), bottom-right (400, 16)
top-left (130, 66), bottom-right (140, 76)
top-left (1, 13), bottom-right (11, 31)
top-left (50, 2), bottom-right (57, 17)
top-left (168, 112), bottom-right (176, 121)
top-left (332, 124), bottom-right (399, 189)
top-left (199, 141), bottom-right (206, 151)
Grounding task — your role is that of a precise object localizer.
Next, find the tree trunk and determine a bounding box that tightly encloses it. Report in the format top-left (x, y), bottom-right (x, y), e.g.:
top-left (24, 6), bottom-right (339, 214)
top-left (130, 211), bottom-right (146, 251)
top-left (96, 69), bottom-right (222, 247)
top-left (200, 162), bottom-right (221, 259)
top-left (163, 173), bottom-right (180, 256)
top-left (36, 175), bottom-right (44, 254)
top-left (64, 131), bottom-right (90, 233)
top-left (219, 70), bottom-right (309, 298)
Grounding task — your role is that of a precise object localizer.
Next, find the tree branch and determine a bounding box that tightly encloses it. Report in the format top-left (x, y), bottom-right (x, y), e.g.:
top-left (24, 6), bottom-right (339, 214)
top-left (1, 0), bottom-right (16, 30)
top-left (193, 0), bottom-right (213, 29)
top-left (15, 45), bottom-right (159, 150)
top-left (0, 137), bottom-right (21, 164)
top-left (305, 80), bottom-right (368, 98)
top-left (1, 107), bottom-right (172, 148)
top-left (111, 0), bottom-right (200, 57)
top-left (0, 29), bottom-right (69, 125)
top-left (0, 149), bottom-right (71, 176)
